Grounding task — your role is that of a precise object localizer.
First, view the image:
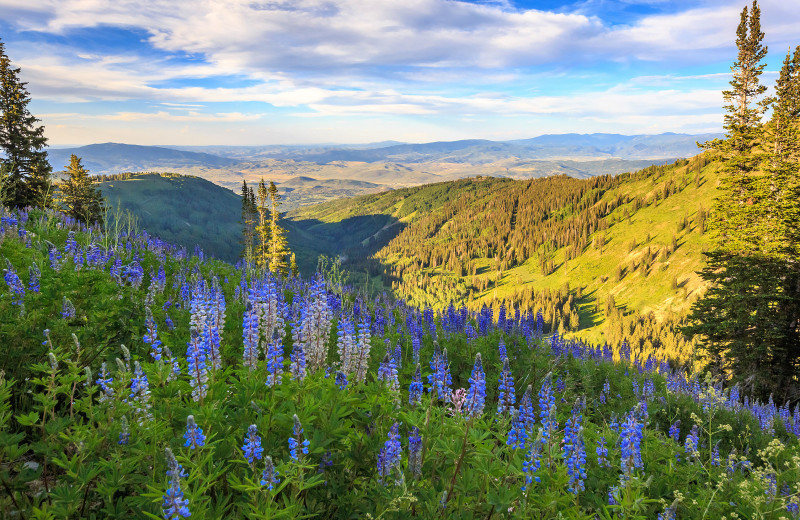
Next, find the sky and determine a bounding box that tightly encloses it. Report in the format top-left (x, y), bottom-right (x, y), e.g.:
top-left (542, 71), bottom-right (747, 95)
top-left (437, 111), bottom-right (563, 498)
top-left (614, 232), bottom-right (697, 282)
top-left (0, 0), bottom-right (798, 146)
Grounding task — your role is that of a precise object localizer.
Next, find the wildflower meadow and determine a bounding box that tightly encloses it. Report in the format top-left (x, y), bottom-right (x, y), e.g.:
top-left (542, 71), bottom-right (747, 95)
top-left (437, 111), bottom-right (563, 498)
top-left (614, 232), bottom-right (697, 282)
top-left (1, 206), bottom-right (799, 519)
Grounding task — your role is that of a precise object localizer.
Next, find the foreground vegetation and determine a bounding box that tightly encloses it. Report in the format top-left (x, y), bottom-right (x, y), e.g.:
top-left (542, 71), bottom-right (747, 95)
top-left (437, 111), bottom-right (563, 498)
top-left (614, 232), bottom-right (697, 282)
top-left (1, 208), bottom-right (799, 519)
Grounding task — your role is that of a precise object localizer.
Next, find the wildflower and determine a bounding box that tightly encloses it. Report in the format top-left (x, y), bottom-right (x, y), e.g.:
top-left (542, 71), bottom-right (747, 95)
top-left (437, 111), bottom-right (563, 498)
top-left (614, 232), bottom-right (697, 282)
top-left (260, 456), bottom-right (279, 490)
top-left (353, 313), bottom-right (371, 383)
top-left (684, 425), bottom-right (700, 461)
top-left (519, 385), bottom-right (535, 433)
top-left (668, 420), bottom-right (681, 442)
top-left (162, 448), bottom-right (190, 520)
top-left (128, 361), bottom-right (152, 423)
top-left (498, 337), bottom-right (507, 361)
top-left (290, 338), bottom-right (307, 383)
top-left (620, 410), bottom-right (644, 478)
top-left (408, 364), bottom-right (423, 405)
top-left (61, 296), bottom-right (75, 319)
top-left (377, 352), bottom-right (399, 393)
top-left (507, 408), bottom-right (528, 450)
top-left (27, 263), bottom-right (40, 293)
top-left (186, 329), bottom-right (208, 402)
top-left (143, 307), bottom-right (163, 361)
top-left (242, 424), bottom-right (263, 464)
top-left (184, 415), bottom-right (206, 449)
top-left (539, 373), bottom-right (556, 442)
top-left (265, 338), bottom-right (284, 388)
top-left (657, 501), bottom-right (678, 520)
top-left (288, 415), bottom-right (310, 461)
top-left (497, 357), bottom-right (515, 416)
top-left (377, 422), bottom-right (402, 485)
top-left (118, 416), bottom-right (130, 445)
top-left (464, 353), bottom-right (486, 418)
top-left (335, 370), bottom-right (348, 390)
top-left (521, 432), bottom-right (542, 491)
top-left (711, 441), bottom-right (721, 466)
top-left (596, 436), bottom-right (609, 467)
top-left (563, 407), bottom-right (587, 493)
top-left (408, 426), bottom-right (422, 480)
top-left (242, 301), bottom-right (259, 370)
top-left (449, 388), bottom-right (467, 416)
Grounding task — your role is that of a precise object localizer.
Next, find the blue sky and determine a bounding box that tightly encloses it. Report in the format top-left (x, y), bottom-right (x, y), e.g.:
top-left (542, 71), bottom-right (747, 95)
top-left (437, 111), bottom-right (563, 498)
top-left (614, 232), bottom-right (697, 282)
top-left (0, 0), bottom-right (798, 146)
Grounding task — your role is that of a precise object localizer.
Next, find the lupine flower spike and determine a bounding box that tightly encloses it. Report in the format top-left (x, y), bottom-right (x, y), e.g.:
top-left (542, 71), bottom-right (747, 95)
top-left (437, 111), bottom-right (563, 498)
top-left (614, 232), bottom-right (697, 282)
top-left (184, 415), bottom-right (206, 449)
top-left (289, 415), bottom-right (310, 461)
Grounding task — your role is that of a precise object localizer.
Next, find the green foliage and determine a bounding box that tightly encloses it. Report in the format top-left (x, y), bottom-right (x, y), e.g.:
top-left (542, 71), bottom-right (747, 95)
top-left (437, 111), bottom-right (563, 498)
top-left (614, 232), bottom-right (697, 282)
top-left (55, 155), bottom-right (105, 225)
top-left (0, 37), bottom-right (52, 209)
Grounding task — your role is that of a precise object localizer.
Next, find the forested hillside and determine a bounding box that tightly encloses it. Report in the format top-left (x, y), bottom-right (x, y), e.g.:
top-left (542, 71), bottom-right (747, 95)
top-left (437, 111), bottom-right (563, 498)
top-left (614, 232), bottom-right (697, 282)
top-left (287, 154), bottom-right (719, 361)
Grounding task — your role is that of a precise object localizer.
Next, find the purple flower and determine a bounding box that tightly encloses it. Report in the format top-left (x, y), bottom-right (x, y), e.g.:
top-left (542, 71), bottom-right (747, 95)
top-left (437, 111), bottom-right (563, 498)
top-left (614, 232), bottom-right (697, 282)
top-left (243, 424), bottom-right (263, 464)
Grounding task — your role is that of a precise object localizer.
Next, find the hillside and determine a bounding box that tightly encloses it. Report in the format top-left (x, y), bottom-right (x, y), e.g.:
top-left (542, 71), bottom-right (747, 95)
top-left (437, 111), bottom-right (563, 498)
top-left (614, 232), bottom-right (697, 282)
top-left (98, 172), bottom-right (243, 262)
top-left (286, 154), bottom-right (719, 353)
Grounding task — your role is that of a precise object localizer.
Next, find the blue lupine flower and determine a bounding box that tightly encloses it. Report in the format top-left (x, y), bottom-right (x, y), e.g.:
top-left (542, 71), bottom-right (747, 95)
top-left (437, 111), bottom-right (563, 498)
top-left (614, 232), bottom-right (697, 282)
top-left (377, 353), bottom-right (399, 392)
top-left (409, 364), bottom-right (423, 405)
top-left (353, 313), bottom-right (371, 383)
top-left (519, 385), bottom-right (535, 433)
top-left (143, 307), bottom-right (163, 361)
top-left (61, 296), bottom-right (75, 319)
top-left (539, 373), bottom-right (556, 442)
top-left (507, 408), bottom-right (527, 450)
top-left (608, 486), bottom-right (619, 506)
top-left (668, 420), bottom-right (681, 442)
top-left (684, 424), bottom-right (700, 461)
top-left (601, 378), bottom-right (610, 404)
top-left (96, 362), bottom-right (114, 403)
top-left (497, 357), bottom-right (515, 416)
top-left (162, 448), bottom-right (190, 520)
top-left (711, 441), bottom-right (721, 466)
top-left (563, 408), bottom-right (587, 493)
top-left (596, 436), bottom-right (609, 467)
top-left (186, 329), bottom-right (208, 402)
top-left (464, 353), bottom-right (486, 418)
top-left (657, 503), bottom-right (677, 520)
top-left (118, 416), bottom-right (130, 445)
top-left (521, 433), bottom-right (542, 491)
top-left (243, 424), bottom-right (263, 464)
top-left (335, 370), bottom-right (348, 390)
top-left (261, 456), bottom-right (280, 490)
top-left (620, 410), bottom-right (644, 477)
top-left (128, 361), bottom-right (152, 423)
top-left (408, 426), bottom-right (422, 480)
top-left (498, 338), bottom-right (507, 362)
top-left (290, 337), bottom-right (307, 382)
top-left (184, 415), bottom-right (206, 449)
top-left (242, 301), bottom-right (260, 371)
top-left (377, 422), bottom-right (402, 485)
top-left (266, 338), bottom-right (284, 388)
top-left (289, 415), bottom-right (310, 461)
top-left (27, 263), bottom-right (40, 293)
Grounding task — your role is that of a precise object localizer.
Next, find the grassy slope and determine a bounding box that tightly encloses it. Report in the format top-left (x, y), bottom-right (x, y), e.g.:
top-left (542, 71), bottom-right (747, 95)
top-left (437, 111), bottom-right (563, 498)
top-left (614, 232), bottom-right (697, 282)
top-left (98, 173), bottom-right (243, 262)
top-left (288, 158), bottom-right (721, 341)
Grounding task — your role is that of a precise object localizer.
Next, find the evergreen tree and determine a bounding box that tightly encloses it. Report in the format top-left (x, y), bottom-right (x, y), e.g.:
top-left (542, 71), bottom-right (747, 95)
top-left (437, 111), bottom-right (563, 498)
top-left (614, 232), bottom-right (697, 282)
top-left (0, 38), bottom-right (52, 208)
top-left (267, 181), bottom-right (289, 275)
top-left (684, 2), bottom-right (800, 401)
top-left (56, 154), bottom-right (104, 224)
top-left (255, 179), bottom-right (270, 269)
top-left (240, 180), bottom-right (257, 264)
top-left (290, 252), bottom-right (299, 278)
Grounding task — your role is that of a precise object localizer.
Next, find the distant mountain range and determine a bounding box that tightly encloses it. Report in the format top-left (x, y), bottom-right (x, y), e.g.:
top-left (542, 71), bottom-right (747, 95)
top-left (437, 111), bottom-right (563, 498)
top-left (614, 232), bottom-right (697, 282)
top-left (47, 133), bottom-right (720, 208)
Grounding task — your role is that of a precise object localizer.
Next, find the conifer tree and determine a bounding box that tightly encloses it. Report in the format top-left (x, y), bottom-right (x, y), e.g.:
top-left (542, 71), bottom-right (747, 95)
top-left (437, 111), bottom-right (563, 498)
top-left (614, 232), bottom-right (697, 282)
top-left (684, 2), bottom-right (800, 401)
top-left (255, 179), bottom-right (270, 269)
top-left (240, 180), bottom-right (257, 264)
top-left (267, 181), bottom-right (290, 275)
top-left (56, 154), bottom-right (104, 224)
top-left (0, 38), bottom-right (52, 208)
top-left (290, 252), bottom-right (299, 277)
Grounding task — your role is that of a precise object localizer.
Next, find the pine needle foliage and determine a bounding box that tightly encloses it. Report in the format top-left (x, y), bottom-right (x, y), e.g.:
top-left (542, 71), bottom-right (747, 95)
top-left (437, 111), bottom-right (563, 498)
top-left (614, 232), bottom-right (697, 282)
top-left (56, 154), bottom-right (104, 225)
top-left (0, 38), bottom-right (52, 209)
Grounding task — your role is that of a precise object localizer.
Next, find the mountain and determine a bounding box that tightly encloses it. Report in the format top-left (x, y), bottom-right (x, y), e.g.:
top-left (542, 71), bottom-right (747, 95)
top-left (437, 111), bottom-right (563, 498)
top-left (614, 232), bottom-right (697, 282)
top-left (48, 142), bottom-right (238, 174)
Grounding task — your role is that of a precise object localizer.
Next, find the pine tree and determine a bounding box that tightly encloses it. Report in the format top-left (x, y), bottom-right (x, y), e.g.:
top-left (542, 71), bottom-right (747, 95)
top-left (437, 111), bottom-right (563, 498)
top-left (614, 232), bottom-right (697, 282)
top-left (240, 180), bottom-right (257, 264)
top-left (56, 154), bottom-right (104, 224)
top-left (0, 38), bottom-right (52, 208)
top-left (684, 2), bottom-right (800, 401)
top-left (255, 179), bottom-right (270, 269)
top-left (267, 181), bottom-right (290, 275)
top-left (290, 253), bottom-right (299, 278)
